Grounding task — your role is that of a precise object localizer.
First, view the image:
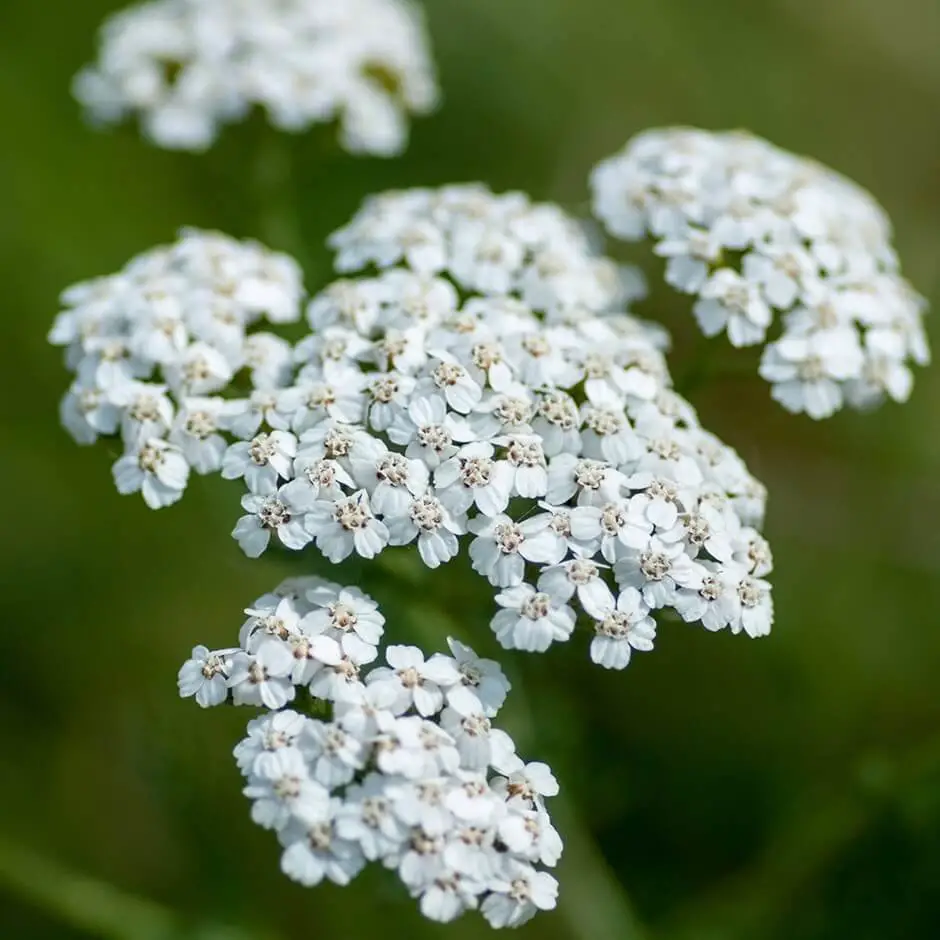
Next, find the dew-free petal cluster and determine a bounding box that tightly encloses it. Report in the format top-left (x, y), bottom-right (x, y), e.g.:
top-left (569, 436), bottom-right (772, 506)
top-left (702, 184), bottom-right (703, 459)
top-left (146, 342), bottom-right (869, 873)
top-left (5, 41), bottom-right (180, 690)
top-left (329, 183), bottom-right (647, 315)
top-left (74, 0), bottom-right (439, 153)
top-left (590, 127), bottom-right (929, 418)
top-left (179, 577), bottom-right (560, 928)
top-left (52, 186), bottom-right (775, 668)
top-left (50, 228), bottom-right (304, 508)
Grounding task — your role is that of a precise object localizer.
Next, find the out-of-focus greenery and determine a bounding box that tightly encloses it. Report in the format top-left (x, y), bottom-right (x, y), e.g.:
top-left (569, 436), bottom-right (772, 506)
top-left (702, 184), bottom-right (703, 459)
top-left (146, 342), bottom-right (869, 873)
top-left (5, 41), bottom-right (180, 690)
top-left (3, 1), bottom-right (940, 938)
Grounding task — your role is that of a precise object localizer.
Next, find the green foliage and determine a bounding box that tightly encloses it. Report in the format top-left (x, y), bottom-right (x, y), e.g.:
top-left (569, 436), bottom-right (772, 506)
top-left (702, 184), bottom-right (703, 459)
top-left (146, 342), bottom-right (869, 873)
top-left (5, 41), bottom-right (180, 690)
top-left (2, 1), bottom-right (940, 938)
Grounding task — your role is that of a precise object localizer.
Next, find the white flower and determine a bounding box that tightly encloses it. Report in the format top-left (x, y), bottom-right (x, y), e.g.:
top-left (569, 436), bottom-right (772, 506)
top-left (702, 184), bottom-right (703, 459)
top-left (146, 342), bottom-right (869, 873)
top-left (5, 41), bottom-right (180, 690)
top-left (299, 721), bottom-right (366, 787)
top-left (166, 341), bottom-right (235, 395)
top-left (275, 375), bottom-right (365, 432)
top-left (546, 455), bottom-right (625, 507)
top-left (243, 748), bottom-right (330, 831)
top-left (481, 862), bottom-right (559, 928)
top-left (654, 225), bottom-right (722, 294)
top-left (434, 442), bottom-right (514, 517)
top-left (169, 396), bottom-right (228, 473)
top-left (491, 584), bottom-right (576, 653)
top-left (232, 484), bottom-right (315, 558)
top-left (568, 498), bottom-right (654, 563)
top-left (759, 328), bottom-right (864, 419)
top-left (59, 382), bottom-right (122, 444)
top-left (220, 389), bottom-right (281, 438)
top-left (367, 644), bottom-right (460, 716)
top-left (416, 355), bottom-right (483, 414)
top-left (530, 390), bottom-right (583, 456)
top-left (538, 557), bottom-right (615, 619)
top-left (240, 596), bottom-right (303, 651)
top-left (306, 490), bottom-right (390, 563)
top-left (468, 514), bottom-right (561, 587)
top-left (235, 710), bottom-right (308, 776)
top-left (497, 434), bottom-right (549, 498)
top-left (442, 638), bottom-right (511, 718)
top-left (305, 634), bottom-right (378, 703)
top-left (491, 760), bottom-right (560, 803)
top-left (614, 539), bottom-right (705, 609)
top-left (227, 641), bottom-right (296, 709)
top-left (331, 183), bottom-right (626, 313)
top-left (112, 437), bottom-right (189, 508)
top-left (440, 708), bottom-right (515, 771)
top-left (243, 332), bottom-right (293, 388)
top-left (385, 492), bottom-right (465, 568)
top-left (417, 871), bottom-right (484, 923)
top-left (349, 446), bottom-right (429, 517)
top-left (111, 380), bottom-right (175, 443)
top-left (301, 587), bottom-right (386, 649)
top-left (388, 394), bottom-right (468, 469)
top-left (498, 808), bottom-right (563, 866)
top-left (694, 269), bottom-right (773, 347)
top-left (674, 564), bottom-right (742, 632)
top-left (281, 456), bottom-right (354, 505)
top-left (334, 773), bottom-right (407, 862)
top-left (177, 645), bottom-right (231, 707)
top-left (307, 278), bottom-right (382, 335)
top-left (279, 812), bottom-right (366, 887)
top-left (589, 588), bottom-right (656, 669)
top-left (221, 430), bottom-right (297, 495)
top-left (378, 719), bottom-right (459, 781)
top-left (732, 574), bottom-right (774, 638)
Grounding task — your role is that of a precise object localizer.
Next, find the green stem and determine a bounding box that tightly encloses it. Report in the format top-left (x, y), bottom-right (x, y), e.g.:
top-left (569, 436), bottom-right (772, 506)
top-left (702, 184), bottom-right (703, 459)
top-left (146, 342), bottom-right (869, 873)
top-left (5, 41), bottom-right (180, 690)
top-left (0, 837), bottom-right (276, 940)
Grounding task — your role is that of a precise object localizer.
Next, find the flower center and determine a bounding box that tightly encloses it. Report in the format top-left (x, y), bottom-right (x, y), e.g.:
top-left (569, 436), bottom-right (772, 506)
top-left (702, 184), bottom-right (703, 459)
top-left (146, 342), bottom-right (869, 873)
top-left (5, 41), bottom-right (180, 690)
top-left (376, 453), bottom-right (410, 485)
top-left (597, 610), bottom-right (632, 638)
top-left (538, 392), bottom-right (579, 429)
top-left (459, 456), bottom-right (493, 488)
top-left (494, 523), bottom-right (525, 554)
top-left (639, 551), bottom-right (671, 581)
top-left (259, 498), bottom-right (289, 529)
top-left (410, 495), bottom-right (445, 531)
top-left (506, 437), bottom-right (545, 468)
top-left (333, 499), bottom-right (369, 531)
top-left (416, 424), bottom-right (452, 453)
top-left (138, 444), bottom-right (165, 473)
top-left (574, 459), bottom-right (608, 490)
top-left (249, 433), bottom-right (276, 466)
top-left (370, 376), bottom-right (399, 404)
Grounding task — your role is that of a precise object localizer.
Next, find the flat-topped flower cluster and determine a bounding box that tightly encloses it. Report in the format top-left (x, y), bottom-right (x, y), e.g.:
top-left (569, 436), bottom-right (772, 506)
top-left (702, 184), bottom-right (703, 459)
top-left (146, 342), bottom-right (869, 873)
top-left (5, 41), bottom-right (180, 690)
top-left (179, 577), bottom-right (561, 928)
top-left (51, 185), bottom-right (775, 675)
top-left (591, 127), bottom-right (929, 418)
top-left (74, 0), bottom-right (439, 153)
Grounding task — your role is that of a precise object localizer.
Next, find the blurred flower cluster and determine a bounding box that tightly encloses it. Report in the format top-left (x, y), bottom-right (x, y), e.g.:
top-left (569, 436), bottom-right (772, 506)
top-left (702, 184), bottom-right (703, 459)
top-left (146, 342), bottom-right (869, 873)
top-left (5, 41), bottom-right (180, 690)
top-left (179, 576), bottom-right (561, 927)
top-left (74, 0), bottom-right (439, 153)
top-left (591, 127), bottom-right (929, 418)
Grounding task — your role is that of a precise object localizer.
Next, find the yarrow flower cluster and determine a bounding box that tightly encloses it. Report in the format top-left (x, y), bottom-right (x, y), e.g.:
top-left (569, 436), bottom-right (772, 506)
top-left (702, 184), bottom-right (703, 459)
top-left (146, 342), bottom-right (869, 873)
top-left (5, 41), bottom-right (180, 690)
top-left (329, 184), bottom-right (646, 313)
top-left (590, 127), bottom-right (930, 418)
top-left (73, 0), bottom-right (439, 154)
top-left (52, 185), bottom-right (775, 669)
top-left (49, 228), bottom-right (305, 508)
top-left (178, 577), bottom-right (561, 928)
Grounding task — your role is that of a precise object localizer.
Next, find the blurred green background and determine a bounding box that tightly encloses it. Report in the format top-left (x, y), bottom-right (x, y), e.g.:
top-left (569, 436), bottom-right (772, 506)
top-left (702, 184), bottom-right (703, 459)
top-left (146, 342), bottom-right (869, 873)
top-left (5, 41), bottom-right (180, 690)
top-left (3, 1), bottom-right (940, 938)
